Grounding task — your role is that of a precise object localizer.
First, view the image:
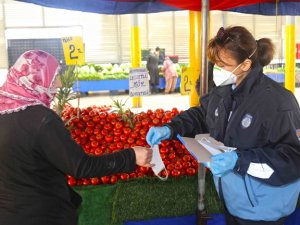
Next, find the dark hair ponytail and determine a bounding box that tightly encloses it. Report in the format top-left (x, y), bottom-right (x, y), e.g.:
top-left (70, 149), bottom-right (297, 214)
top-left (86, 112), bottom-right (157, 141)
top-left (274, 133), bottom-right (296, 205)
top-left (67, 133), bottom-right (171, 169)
top-left (256, 38), bottom-right (275, 67)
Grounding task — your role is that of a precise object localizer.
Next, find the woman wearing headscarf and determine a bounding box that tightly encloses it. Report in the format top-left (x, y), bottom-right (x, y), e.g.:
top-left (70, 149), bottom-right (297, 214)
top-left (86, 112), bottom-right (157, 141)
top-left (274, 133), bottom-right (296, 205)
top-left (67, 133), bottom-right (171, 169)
top-left (0, 50), bottom-right (152, 225)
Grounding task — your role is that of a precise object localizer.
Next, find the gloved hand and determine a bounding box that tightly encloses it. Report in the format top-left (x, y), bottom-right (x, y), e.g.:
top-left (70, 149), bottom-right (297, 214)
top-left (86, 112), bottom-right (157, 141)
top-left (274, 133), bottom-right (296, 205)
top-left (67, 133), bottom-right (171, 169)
top-left (146, 126), bottom-right (171, 147)
top-left (205, 151), bottom-right (238, 177)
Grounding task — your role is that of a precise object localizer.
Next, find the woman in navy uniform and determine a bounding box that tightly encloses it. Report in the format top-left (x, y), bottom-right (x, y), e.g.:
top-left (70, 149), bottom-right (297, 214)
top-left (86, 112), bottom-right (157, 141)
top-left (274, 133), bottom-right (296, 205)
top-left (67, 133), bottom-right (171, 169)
top-left (146, 26), bottom-right (300, 225)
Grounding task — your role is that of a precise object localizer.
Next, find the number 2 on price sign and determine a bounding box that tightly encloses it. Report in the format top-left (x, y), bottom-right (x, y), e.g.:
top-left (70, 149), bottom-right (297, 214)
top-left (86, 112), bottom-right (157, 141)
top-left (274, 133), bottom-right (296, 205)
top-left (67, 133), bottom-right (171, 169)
top-left (69, 44), bottom-right (79, 60)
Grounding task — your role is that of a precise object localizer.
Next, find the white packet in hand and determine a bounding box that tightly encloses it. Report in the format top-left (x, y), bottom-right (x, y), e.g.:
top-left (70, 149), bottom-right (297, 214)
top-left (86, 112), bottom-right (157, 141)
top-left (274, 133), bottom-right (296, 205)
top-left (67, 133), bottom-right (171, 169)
top-left (150, 145), bottom-right (168, 181)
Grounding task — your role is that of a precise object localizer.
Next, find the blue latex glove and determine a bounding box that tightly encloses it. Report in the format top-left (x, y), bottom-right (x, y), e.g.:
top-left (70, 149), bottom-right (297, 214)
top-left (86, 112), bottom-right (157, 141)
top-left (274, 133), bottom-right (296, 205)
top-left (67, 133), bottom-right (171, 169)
top-left (205, 151), bottom-right (238, 177)
top-left (146, 126), bottom-right (171, 147)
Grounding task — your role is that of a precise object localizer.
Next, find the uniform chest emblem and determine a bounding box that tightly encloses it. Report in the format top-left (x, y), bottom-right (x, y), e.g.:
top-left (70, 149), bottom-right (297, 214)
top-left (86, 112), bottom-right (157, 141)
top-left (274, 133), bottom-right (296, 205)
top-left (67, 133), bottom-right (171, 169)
top-left (214, 108), bottom-right (219, 117)
top-left (241, 114), bottom-right (253, 129)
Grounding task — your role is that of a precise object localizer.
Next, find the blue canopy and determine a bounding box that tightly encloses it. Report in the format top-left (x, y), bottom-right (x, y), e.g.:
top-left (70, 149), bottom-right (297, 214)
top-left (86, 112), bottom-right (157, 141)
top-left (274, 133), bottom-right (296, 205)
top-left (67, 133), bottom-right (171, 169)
top-left (14, 0), bottom-right (300, 15)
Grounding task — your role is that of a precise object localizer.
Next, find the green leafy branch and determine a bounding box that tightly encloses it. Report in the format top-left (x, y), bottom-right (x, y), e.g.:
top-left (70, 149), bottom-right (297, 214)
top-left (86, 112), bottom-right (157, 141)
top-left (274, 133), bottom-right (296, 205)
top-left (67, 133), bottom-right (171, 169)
top-left (53, 66), bottom-right (78, 118)
top-left (112, 98), bottom-right (135, 128)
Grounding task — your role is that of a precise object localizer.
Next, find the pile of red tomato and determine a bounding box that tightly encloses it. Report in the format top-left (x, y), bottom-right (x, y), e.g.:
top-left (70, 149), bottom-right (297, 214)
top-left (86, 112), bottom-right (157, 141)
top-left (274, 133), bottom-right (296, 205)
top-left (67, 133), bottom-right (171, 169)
top-left (61, 105), bottom-right (198, 186)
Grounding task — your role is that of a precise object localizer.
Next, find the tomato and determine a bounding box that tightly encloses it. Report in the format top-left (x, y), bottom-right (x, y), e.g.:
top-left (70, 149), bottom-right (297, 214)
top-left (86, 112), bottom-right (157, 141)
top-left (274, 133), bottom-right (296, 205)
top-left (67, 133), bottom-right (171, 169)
top-left (115, 121), bottom-right (123, 129)
top-left (120, 134), bottom-right (128, 142)
top-left (153, 118), bottom-right (160, 125)
top-left (127, 137), bottom-right (135, 144)
top-left (93, 116), bottom-right (100, 123)
top-left (95, 134), bottom-right (103, 141)
top-left (141, 119), bottom-right (150, 127)
top-left (171, 169), bottom-right (181, 177)
top-left (168, 152), bottom-right (176, 160)
top-left (186, 167), bottom-right (196, 176)
top-left (123, 127), bottom-right (132, 135)
top-left (94, 147), bottom-right (103, 156)
top-left (120, 173), bottom-right (130, 181)
top-left (183, 155), bottom-right (191, 162)
top-left (82, 178), bottom-right (90, 186)
top-left (68, 177), bottom-right (77, 186)
top-left (82, 115), bottom-right (90, 122)
top-left (110, 175), bottom-right (118, 184)
top-left (167, 164), bottom-right (174, 171)
top-left (104, 123), bottom-right (113, 131)
top-left (91, 140), bottom-right (99, 148)
top-left (116, 142), bottom-right (124, 149)
top-left (175, 162), bottom-right (183, 170)
top-left (130, 132), bottom-right (138, 139)
top-left (90, 177), bottom-right (100, 185)
top-left (139, 128), bottom-right (148, 136)
top-left (104, 134), bottom-right (114, 143)
top-left (139, 166), bottom-right (149, 174)
top-left (85, 127), bottom-right (93, 135)
top-left (87, 121), bottom-right (95, 128)
top-left (160, 147), bottom-right (169, 155)
top-left (114, 129), bottom-right (122, 136)
top-left (182, 161), bottom-right (192, 168)
top-left (129, 172), bottom-right (137, 178)
top-left (101, 176), bottom-right (109, 184)
top-left (164, 111), bottom-right (172, 120)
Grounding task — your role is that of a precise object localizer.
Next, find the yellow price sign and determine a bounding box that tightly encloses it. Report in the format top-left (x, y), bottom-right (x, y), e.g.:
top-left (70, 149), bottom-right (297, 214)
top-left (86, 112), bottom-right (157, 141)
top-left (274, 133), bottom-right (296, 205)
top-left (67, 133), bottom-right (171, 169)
top-left (61, 36), bottom-right (85, 65)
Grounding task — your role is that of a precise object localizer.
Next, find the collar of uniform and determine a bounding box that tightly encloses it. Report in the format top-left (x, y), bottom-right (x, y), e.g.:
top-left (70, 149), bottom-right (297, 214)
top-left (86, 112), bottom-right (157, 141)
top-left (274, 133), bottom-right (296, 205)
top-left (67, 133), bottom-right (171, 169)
top-left (232, 63), bottom-right (263, 97)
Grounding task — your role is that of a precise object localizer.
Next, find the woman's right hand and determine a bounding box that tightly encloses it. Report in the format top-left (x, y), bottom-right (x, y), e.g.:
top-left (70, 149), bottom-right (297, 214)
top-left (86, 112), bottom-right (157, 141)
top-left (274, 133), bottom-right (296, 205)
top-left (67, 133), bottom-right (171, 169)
top-left (132, 146), bottom-right (153, 167)
top-left (146, 126), bottom-right (171, 147)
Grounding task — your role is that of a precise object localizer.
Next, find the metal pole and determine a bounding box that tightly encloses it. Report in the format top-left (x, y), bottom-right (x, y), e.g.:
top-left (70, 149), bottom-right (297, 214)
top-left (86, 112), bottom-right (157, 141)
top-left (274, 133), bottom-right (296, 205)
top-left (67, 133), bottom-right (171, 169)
top-left (197, 1), bottom-right (210, 225)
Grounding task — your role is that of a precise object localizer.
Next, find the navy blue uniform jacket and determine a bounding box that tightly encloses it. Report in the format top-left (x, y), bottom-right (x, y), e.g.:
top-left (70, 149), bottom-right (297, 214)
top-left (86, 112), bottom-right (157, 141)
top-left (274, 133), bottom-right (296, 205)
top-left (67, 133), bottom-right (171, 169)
top-left (167, 63), bottom-right (300, 221)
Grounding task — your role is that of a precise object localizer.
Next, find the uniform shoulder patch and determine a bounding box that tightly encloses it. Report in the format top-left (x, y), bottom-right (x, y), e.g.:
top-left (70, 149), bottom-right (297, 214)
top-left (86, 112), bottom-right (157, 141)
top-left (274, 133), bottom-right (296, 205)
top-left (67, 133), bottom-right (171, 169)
top-left (296, 129), bottom-right (300, 141)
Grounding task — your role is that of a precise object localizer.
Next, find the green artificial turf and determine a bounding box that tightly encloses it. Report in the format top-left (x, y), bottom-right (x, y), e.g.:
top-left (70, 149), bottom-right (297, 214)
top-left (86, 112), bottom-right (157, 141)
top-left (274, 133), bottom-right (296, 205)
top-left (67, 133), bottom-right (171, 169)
top-left (112, 176), bottom-right (198, 224)
top-left (74, 173), bottom-right (300, 225)
top-left (75, 184), bottom-right (118, 225)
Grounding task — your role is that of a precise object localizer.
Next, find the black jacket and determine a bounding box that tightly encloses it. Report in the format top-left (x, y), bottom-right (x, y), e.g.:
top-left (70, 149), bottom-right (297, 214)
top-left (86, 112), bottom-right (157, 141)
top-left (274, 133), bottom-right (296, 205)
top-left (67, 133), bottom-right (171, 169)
top-left (167, 63), bottom-right (300, 186)
top-left (0, 105), bottom-right (136, 225)
top-left (146, 53), bottom-right (159, 85)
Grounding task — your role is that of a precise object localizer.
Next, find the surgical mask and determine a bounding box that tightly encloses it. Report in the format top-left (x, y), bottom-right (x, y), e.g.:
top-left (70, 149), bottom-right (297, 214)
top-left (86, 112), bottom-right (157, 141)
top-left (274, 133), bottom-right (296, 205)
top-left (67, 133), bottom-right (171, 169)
top-left (213, 64), bottom-right (241, 86)
top-left (151, 145), bottom-right (168, 181)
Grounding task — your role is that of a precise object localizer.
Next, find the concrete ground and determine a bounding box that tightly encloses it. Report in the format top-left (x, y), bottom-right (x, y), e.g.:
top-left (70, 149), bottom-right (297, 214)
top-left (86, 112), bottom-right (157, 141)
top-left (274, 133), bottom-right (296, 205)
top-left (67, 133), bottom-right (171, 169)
top-left (69, 88), bottom-right (300, 112)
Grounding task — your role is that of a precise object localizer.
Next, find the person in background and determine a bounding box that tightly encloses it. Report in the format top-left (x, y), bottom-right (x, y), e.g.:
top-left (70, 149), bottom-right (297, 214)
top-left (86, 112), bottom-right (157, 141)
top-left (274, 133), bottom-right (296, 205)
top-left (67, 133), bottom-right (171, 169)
top-left (161, 56), bottom-right (178, 94)
top-left (146, 26), bottom-right (300, 225)
top-left (147, 47), bottom-right (160, 94)
top-left (0, 50), bottom-right (153, 225)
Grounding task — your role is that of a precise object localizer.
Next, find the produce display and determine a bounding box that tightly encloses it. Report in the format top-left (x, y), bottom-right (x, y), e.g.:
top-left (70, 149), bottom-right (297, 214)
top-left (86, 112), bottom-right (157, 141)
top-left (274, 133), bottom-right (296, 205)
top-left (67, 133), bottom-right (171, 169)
top-left (76, 62), bottom-right (183, 81)
top-left (61, 104), bottom-right (198, 186)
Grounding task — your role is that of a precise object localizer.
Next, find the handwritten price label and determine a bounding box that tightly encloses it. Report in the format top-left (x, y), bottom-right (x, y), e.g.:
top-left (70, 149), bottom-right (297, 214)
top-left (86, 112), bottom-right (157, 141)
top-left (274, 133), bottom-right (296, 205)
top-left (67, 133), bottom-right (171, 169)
top-left (61, 36), bottom-right (85, 65)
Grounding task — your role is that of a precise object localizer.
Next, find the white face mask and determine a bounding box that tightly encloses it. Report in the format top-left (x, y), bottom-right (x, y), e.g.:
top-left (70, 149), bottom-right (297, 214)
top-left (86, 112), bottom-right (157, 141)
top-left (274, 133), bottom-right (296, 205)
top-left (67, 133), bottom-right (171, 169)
top-left (213, 64), bottom-right (241, 86)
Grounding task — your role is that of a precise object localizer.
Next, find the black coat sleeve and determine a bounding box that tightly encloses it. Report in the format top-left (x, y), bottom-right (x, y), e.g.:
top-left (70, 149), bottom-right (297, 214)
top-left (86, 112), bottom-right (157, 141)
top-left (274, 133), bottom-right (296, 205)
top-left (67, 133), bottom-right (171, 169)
top-left (166, 95), bottom-right (209, 139)
top-left (235, 99), bottom-right (300, 186)
top-left (35, 112), bottom-right (136, 178)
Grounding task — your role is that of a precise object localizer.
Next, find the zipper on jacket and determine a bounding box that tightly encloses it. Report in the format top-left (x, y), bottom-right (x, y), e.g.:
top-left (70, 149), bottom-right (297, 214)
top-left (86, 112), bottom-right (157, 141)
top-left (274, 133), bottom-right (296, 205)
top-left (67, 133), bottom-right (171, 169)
top-left (243, 176), bottom-right (255, 207)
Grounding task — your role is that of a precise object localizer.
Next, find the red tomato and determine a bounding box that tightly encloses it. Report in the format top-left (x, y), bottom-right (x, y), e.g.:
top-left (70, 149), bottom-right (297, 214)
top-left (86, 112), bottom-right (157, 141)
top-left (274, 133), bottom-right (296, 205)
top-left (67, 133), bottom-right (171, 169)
top-left (120, 173), bottom-right (130, 181)
top-left (183, 155), bottom-right (191, 162)
top-left (101, 176), bottom-right (109, 184)
top-left (123, 127), bottom-right (132, 135)
top-left (127, 137), bottom-right (135, 144)
top-left (110, 175), bottom-right (118, 184)
top-left (68, 177), bottom-right (77, 186)
top-left (186, 167), bottom-right (196, 176)
top-left (171, 169), bottom-right (181, 177)
top-left (90, 177), bottom-right (100, 185)
top-left (115, 121), bottom-right (123, 129)
top-left (105, 134), bottom-right (114, 143)
top-left (153, 118), bottom-right (160, 125)
top-left (94, 148), bottom-right (103, 156)
top-left (91, 140), bottom-right (99, 148)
